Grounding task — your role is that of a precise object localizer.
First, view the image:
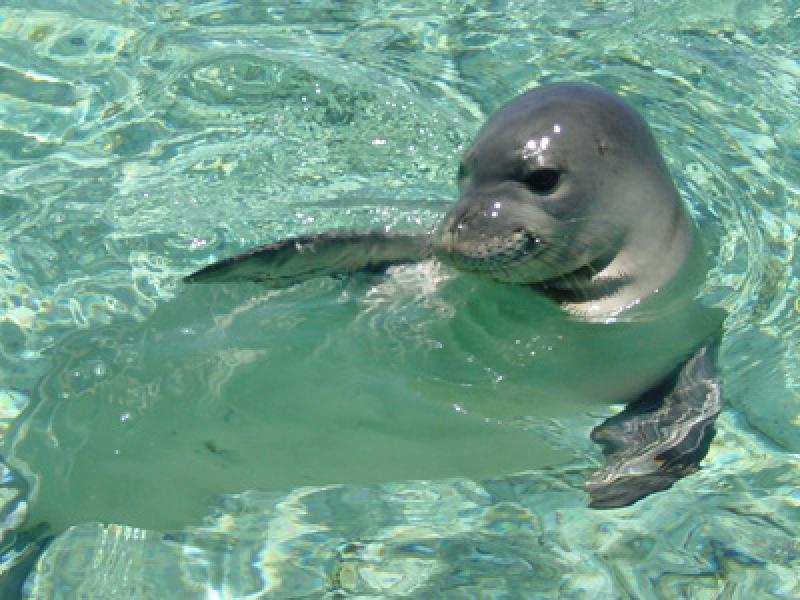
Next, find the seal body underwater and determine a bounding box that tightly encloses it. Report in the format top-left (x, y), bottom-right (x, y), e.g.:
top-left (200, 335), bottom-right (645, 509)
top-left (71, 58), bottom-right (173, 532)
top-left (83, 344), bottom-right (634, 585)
top-left (187, 82), bottom-right (724, 508)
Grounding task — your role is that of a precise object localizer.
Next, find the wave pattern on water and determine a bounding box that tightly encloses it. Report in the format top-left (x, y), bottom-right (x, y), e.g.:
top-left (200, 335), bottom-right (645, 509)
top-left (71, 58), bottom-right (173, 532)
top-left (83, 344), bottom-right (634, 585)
top-left (0, 0), bottom-right (798, 597)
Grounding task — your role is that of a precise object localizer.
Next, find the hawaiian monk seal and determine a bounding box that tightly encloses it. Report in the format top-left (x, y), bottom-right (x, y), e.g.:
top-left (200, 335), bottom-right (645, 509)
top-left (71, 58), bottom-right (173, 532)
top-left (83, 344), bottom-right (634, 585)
top-left (186, 82), bottom-right (724, 508)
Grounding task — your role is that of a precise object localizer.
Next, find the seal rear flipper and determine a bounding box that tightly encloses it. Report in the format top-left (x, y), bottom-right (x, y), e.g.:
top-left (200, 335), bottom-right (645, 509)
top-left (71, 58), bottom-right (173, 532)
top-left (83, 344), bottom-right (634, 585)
top-left (584, 343), bottom-right (721, 509)
top-left (185, 232), bottom-right (433, 285)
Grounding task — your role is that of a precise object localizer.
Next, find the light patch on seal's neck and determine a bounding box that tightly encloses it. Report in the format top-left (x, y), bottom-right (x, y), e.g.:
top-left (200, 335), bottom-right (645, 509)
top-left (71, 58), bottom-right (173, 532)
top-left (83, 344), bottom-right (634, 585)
top-left (533, 245), bottom-right (644, 322)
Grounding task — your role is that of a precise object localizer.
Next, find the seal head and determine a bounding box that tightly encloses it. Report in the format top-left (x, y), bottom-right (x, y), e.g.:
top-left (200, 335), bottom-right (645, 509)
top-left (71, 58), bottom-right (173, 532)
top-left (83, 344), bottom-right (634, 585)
top-left (437, 82), bottom-right (694, 319)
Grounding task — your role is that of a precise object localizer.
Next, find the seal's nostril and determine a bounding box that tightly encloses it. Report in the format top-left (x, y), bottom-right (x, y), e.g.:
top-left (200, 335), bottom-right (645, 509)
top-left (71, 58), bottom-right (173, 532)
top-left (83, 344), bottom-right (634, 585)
top-left (524, 234), bottom-right (541, 252)
top-left (510, 229), bottom-right (541, 254)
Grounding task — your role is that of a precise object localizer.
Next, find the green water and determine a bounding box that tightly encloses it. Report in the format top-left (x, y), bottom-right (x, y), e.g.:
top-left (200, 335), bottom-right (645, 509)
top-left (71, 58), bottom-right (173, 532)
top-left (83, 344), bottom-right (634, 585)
top-left (1, 1), bottom-right (799, 598)
top-left (8, 266), bottom-right (722, 535)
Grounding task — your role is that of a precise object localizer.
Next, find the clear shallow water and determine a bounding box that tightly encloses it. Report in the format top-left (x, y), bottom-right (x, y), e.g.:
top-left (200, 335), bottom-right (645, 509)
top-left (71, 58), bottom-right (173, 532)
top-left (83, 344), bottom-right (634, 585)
top-left (0, 0), bottom-right (798, 597)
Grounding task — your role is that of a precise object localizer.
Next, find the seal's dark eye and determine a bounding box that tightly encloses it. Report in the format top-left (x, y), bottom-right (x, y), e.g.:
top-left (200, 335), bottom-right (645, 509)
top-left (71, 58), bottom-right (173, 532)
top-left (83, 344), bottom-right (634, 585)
top-left (524, 168), bottom-right (561, 195)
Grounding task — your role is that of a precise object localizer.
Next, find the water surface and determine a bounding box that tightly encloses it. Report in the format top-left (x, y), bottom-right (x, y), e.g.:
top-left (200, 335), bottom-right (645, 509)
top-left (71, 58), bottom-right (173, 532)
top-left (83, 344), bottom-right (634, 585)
top-left (0, 1), bottom-right (798, 597)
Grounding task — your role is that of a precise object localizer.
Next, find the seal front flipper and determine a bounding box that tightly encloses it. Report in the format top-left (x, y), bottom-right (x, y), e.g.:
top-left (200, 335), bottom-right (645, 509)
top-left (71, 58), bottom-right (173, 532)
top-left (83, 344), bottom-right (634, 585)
top-left (585, 342), bottom-right (721, 509)
top-left (185, 232), bottom-right (433, 285)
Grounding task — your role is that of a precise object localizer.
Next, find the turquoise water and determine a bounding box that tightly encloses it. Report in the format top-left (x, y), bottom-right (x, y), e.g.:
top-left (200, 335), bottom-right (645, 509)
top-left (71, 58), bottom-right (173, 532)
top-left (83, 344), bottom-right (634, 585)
top-left (1, 0), bottom-right (798, 597)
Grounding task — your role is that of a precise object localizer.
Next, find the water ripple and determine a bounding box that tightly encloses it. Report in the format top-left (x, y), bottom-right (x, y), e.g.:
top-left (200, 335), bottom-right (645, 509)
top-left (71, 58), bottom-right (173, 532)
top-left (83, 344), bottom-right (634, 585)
top-left (0, 0), bottom-right (798, 597)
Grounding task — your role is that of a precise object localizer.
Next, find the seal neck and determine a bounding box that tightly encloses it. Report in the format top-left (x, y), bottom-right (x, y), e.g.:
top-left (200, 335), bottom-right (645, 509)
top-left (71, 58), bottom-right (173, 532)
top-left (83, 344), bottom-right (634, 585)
top-left (559, 196), bottom-right (697, 321)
